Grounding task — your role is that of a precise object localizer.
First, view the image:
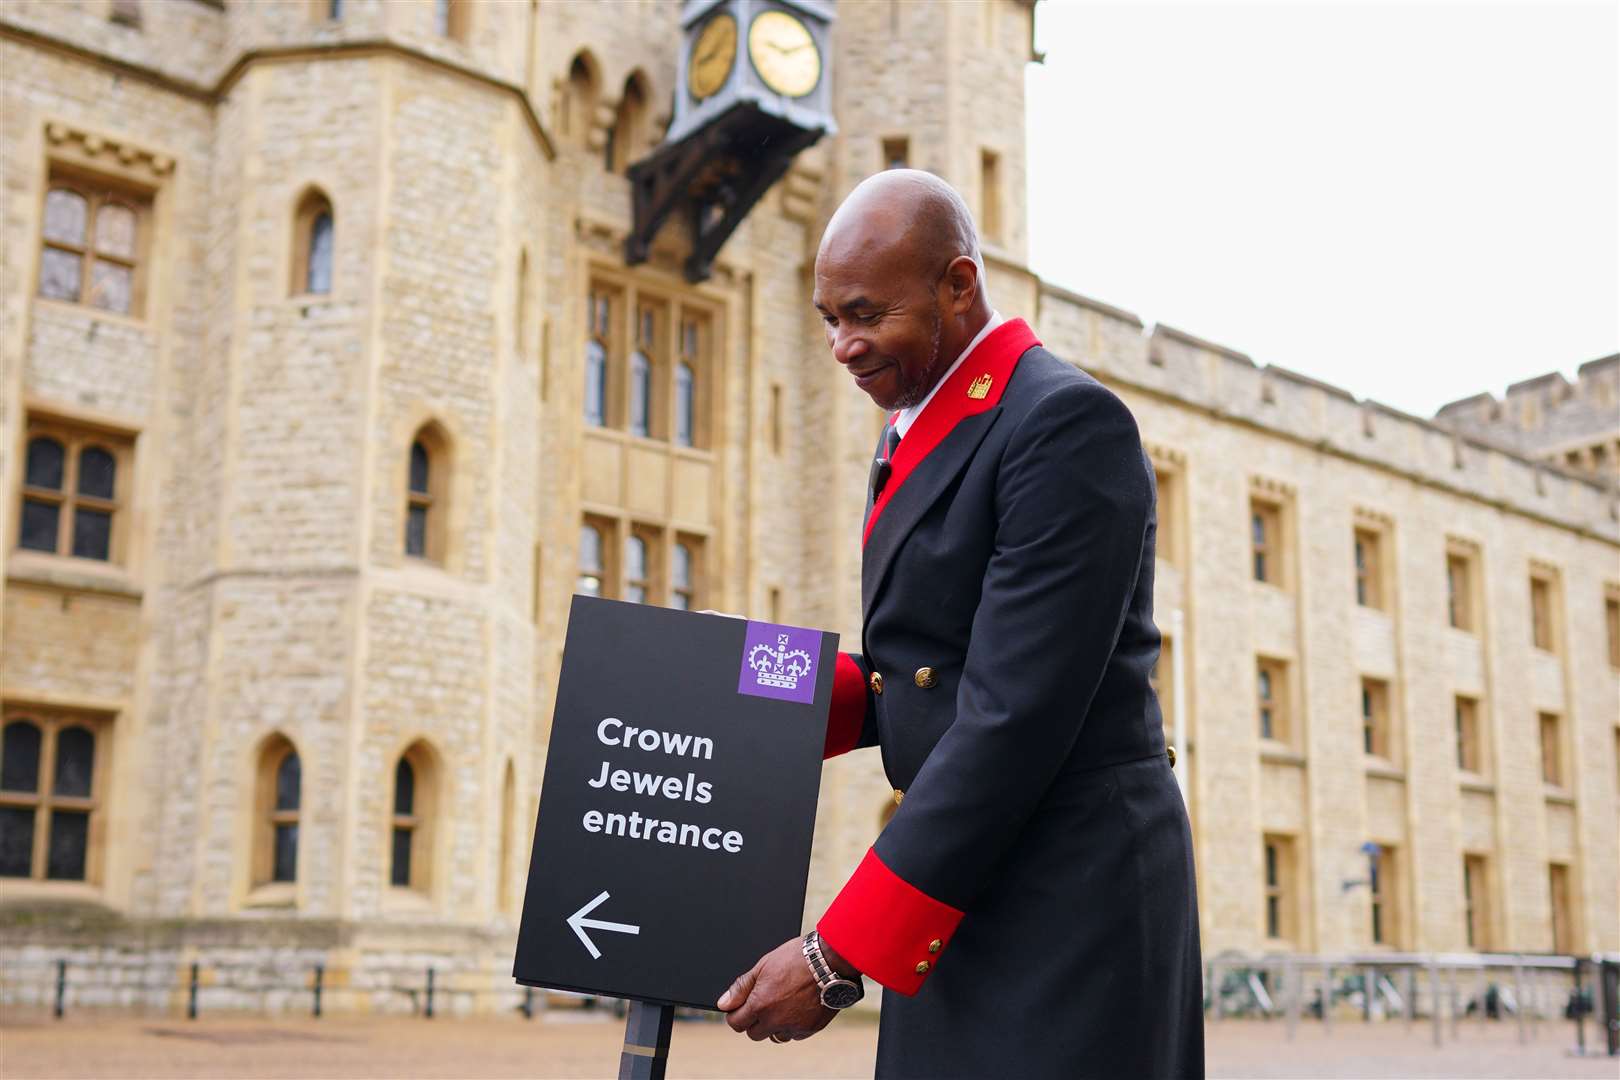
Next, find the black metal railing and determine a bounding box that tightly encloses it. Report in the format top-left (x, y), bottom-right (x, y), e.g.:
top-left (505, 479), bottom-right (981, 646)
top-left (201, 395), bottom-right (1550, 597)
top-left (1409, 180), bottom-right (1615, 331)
top-left (1203, 951), bottom-right (1618, 1057)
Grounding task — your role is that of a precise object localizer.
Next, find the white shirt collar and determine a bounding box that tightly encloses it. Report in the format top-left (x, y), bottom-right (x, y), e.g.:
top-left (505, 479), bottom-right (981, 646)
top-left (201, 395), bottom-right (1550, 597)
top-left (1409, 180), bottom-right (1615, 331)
top-left (893, 310), bottom-right (1004, 438)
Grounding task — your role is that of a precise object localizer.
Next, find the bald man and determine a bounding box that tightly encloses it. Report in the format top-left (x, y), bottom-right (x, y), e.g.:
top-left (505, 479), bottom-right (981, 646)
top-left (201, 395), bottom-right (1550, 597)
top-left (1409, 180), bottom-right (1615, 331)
top-left (718, 171), bottom-right (1203, 1079)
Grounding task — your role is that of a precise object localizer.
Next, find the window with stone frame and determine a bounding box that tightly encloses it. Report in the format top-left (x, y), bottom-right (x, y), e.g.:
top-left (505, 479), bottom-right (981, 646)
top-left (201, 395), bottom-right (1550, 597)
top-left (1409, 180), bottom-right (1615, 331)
top-left (584, 289), bottom-right (613, 427)
top-left (1445, 546), bottom-right (1477, 631)
top-left (624, 528), bottom-right (660, 604)
top-left (16, 417), bottom-right (130, 564)
top-left (979, 148), bottom-right (1003, 247)
top-left (1153, 462), bottom-right (1182, 568)
top-left (1256, 657), bottom-right (1291, 746)
top-left (577, 517), bottom-right (614, 598)
top-left (0, 709), bottom-right (107, 883)
top-left (433, 0), bottom-right (469, 40)
top-left (1538, 711), bottom-right (1565, 788)
top-left (1548, 862), bottom-right (1574, 953)
top-left (1368, 843), bottom-right (1400, 947)
top-left (390, 743), bottom-right (437, 893)
top-left (1250, 496), bottom-right (1285, 587)
top-left (253, 735), bottom-right (300, 888)
top-left (586, 273), bottom-right (713, 449)
top-left (39, 173), bottom-right (150, 317)
top-left (1454, 695), bottom-right (1485, 777)
top-left (628, 303), bottom-right (660, 438)
top-left (1529, 570), bottom-right (1557, 652)
top-left (1360, 677), bottom-right (1394, 762)
top-left (291, 188), bottom-right (335, 297)
top-left (882, 136), bottom-right (910, 170)
top-left (1353, 526), bottom-right (1385, 610)
top-left (671, 534), bottom-right (703, 610)
top-left (404, 424), bottom-right (449, 563)
top-left (1463, 853), bottom-right (1491, 950)
top-left (1262, 834), bottom-right (1296, 941)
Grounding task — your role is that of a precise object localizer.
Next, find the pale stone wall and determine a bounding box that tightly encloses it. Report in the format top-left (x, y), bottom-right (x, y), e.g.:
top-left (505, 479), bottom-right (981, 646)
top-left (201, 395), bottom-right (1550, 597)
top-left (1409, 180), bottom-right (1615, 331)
top-left (1, 0), bottom-right (1615, 1018)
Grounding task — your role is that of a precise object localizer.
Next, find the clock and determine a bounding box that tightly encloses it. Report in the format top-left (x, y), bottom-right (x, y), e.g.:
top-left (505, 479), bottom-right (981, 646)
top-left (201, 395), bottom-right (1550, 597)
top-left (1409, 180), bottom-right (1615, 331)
top-left (630, 0), bottom-right (837, 281)
top-left (748, 9), bottom-right (821, 98)
top-left (687, 12), bottom-right (737, 102)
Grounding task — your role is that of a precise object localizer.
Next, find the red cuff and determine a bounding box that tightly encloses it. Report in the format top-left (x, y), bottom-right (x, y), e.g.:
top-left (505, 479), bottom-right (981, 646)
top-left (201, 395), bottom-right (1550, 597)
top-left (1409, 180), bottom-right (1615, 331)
top-left (816, 848), bottom-right (964, 996)
top-left (824, 653), bottom-right (867, 759)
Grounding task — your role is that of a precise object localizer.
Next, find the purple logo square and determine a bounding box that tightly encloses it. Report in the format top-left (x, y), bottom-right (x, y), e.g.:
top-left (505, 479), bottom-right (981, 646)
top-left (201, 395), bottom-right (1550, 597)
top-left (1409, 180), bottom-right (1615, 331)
top-left (738, 621), bottom-right (823, 705)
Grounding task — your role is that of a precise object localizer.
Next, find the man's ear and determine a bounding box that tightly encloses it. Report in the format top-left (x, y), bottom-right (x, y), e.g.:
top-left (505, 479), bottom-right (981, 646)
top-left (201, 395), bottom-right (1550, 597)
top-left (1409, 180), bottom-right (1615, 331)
top-left (943, 255), bottom-right (980, 315)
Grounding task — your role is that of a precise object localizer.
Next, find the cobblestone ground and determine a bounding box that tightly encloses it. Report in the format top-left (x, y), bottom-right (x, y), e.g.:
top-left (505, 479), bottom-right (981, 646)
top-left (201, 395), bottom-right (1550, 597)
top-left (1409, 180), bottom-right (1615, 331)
top-left (1, 1011), bottom-right (1615, 1079)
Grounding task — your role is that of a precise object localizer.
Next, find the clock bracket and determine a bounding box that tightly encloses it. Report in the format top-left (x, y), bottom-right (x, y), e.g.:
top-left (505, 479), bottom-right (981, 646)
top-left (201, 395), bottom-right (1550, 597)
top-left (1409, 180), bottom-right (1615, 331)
top-left (626, 100), bottom-right (825, 284)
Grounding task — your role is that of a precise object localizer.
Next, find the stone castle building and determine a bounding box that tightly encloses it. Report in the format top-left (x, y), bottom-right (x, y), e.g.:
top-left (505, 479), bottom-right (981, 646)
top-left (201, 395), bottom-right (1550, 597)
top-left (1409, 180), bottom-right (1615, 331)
top-left (1, 0), bottom-right (1615, 1013)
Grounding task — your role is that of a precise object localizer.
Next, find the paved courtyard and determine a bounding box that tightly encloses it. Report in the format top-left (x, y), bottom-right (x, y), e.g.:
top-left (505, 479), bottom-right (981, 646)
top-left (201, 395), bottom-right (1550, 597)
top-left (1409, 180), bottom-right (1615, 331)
top-left (1, 1010), bottom-right (1614, 1079)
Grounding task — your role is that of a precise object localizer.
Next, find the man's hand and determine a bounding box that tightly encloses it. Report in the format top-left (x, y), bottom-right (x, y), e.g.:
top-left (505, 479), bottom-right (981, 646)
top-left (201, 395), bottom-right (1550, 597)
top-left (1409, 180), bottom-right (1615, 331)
top-left (717, 936), bottom-right (836, 1042)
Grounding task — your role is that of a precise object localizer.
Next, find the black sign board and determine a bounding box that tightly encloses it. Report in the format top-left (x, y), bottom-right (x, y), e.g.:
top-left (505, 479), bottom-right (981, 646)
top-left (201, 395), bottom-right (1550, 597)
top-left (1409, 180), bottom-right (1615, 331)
top-left (514, 596), bottom-right (836, 1010)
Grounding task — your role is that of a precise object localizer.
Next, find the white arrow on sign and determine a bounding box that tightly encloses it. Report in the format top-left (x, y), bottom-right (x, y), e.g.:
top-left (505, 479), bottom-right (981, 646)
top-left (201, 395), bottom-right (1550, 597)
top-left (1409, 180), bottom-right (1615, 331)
top-left (566, 890), bottom-right (641, 959)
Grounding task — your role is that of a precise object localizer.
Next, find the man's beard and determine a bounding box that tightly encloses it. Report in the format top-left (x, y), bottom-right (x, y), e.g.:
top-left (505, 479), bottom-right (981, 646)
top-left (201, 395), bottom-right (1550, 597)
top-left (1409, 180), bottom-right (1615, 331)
top-left (890, 305), bottom-right (946, 411)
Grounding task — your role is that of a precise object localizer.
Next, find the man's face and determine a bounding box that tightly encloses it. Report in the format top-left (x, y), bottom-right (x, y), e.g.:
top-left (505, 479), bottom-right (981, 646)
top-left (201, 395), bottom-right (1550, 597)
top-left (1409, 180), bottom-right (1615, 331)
top-left (813, 246), bottom-right (948, 412)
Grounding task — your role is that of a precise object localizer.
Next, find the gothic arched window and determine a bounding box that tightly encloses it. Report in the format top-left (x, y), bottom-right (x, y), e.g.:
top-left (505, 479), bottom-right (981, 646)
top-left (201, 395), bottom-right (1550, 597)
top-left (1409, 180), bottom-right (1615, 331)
top-left (390, 743), bottom-right (437, 893)
top-left (404, 424), bottom-right (449, 563)
top-left (292, 188), bottom-right (335, 296)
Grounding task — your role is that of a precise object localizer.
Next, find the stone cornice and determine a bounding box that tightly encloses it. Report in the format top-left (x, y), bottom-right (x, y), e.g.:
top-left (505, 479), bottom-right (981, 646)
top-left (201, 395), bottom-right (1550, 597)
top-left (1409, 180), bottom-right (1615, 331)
top-left (0, 22), bottom-right (556, 160)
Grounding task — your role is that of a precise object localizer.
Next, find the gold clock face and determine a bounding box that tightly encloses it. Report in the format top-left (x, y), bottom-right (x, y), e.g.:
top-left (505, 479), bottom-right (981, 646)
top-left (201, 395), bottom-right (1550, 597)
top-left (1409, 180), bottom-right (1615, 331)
top-left (748, 9), bottom-right (821, 98)
top-left (688, 13), bottom-right (738, 101)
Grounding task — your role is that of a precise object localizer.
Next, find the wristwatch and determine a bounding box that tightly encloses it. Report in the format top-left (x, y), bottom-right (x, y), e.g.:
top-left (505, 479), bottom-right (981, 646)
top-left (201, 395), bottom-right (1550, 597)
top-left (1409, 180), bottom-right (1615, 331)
top-left (802, 929), bottom-right (864, 1009)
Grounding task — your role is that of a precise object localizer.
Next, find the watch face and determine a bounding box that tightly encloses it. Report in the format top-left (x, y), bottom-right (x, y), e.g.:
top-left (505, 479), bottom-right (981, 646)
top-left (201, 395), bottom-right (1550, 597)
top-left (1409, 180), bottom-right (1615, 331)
top-left (822, 979), bottom-right (862, 1010)
top-left (688, 13), bottom-right (738, 101)
top-left (748, 9), bottom-right (821, 98)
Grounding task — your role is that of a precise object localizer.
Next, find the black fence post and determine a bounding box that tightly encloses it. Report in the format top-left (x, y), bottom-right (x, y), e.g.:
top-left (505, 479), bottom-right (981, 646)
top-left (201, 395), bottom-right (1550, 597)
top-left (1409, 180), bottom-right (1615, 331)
top-left (1571, 958), bottom-right (1587, 1054)
top-left (522, 986), bottom-right (534, 1019)
top-left (313, 964), bottom-right (324, 1019)
top-left (187, 962), bottom-right (199, 1020)
top-left (424, 968), bottom-right (435, 1019)
top-left (1601, 958), bottom-right (1619, 1057)
top-left (619, 1000), bottom-right (675, 1080)
top-left (54, 959), bottom-right (66, 1020)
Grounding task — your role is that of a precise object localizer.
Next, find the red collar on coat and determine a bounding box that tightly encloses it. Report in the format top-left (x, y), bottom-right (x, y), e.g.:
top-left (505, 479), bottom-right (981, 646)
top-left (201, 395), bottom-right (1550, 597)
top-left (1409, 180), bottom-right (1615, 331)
top-left (862, 317), bottom-right (1041, 546)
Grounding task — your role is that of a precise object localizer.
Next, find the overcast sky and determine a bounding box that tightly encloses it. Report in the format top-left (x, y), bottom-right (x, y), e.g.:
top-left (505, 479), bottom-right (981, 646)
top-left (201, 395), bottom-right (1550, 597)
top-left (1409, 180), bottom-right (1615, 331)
top-left (1025, 0), bottom-right (1619, 418)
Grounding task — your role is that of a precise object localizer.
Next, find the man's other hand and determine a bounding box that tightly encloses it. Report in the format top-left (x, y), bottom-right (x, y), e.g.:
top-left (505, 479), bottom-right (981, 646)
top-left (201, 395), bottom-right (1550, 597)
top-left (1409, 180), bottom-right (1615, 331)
top-left (717, 936), bottom-right (836, 1042)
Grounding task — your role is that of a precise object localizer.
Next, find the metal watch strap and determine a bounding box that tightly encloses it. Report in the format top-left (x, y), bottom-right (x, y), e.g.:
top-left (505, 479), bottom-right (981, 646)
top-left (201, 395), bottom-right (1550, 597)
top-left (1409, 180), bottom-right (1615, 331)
top-left (802, 930), bottom-right (860, 1007)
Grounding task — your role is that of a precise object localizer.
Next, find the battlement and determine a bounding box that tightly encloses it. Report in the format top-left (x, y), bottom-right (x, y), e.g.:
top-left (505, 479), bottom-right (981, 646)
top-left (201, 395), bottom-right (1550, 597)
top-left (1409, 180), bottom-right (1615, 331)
top-left (1033, 282), bottom-right (1619, 544)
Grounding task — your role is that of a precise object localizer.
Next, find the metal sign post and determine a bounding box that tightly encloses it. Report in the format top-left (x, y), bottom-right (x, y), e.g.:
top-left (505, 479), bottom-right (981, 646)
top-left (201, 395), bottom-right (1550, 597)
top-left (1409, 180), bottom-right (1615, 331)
top-left (619, 1001), bottom-right (676, 1080)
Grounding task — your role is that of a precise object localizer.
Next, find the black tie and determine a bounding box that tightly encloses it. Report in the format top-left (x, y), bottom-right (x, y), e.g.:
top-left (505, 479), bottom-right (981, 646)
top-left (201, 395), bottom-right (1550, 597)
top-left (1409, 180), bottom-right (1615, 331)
top-left (870, 423), bottom-right (902, 498)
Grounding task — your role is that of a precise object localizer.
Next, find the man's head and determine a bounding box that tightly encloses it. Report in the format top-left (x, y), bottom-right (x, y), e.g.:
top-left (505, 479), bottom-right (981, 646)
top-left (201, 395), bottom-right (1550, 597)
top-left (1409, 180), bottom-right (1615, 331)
top-left (813, 170), bottom-right (992, 410)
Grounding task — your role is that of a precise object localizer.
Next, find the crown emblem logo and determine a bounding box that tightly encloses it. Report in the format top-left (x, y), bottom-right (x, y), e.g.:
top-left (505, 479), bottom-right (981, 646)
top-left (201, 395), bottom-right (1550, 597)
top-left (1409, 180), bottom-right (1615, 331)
top-left (749, 633), bottom-right (814, 690)
top-left (967, 373), bottom-right (994, 400)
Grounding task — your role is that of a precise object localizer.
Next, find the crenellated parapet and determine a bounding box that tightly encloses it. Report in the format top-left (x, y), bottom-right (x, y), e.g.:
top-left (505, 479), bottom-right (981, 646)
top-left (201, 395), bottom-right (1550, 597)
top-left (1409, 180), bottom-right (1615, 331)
top-left (1032, 281), bottom-right (1619, 543)
top-left (1434, 355), bottom-right (1619, 486)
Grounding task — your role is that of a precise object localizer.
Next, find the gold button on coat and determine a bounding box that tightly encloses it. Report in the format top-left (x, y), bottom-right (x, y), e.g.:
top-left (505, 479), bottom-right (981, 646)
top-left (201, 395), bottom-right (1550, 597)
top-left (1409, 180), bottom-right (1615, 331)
top-left (1167, 745), bottom-right (1177, 768)
top-left (892, 789), bottom-right (905, 806)
top-left (915, 961), bottom-right (930, 974)
top-left (869, 671), bottom-right (884, 695)
top-left (913, 667), bottom-right (937, 689)
top-left (928, 939), bottom-right (942, 954)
